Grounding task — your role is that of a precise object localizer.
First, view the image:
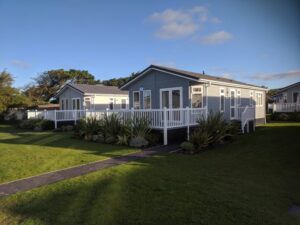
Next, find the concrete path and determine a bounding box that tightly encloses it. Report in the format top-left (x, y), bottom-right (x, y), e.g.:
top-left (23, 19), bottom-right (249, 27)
top-left (0, 145), bottom-right (179, 197)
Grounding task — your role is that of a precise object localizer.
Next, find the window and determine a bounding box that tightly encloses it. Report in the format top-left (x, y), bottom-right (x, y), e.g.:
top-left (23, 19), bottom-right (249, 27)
top-left (220, 88), bottom-right (225, 112)
top-left (283, 92), bottom-right (287, 103)
top-left (65, 99), bottom-right (69, 110)
top-left (109, 98), bottom-right (114, 110)
top-left (237, 89), bottom-right (241, 106)
top-left (121, 99), bottom-right (127, 109)
top-left (84, 97), bottom-right (91, 110)
top-left (72, 98), bottom-right (81, 110)
top-left (143, 90), bottom-right (151, 109)
top-left (133, 91), bottom-right (140, 109)
top-left (249, 91), bottom-right (254, 106)
top-left (293, 92), bottom-right (299, 103)
top-left (255, 92), bottom-right (263, 106)
top-left (191, 86), bottom-right (203, 108)
top-left (61, 99), bottom-right (65, 110)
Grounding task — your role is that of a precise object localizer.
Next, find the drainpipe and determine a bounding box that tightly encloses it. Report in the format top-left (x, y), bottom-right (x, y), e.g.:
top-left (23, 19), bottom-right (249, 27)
top-left (205, 81), bottom-right (211, 109)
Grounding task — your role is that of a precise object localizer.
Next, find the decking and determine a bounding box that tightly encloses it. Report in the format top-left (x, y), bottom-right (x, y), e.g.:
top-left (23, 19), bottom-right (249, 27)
top-left (27, 106), bottom-right (255, 145)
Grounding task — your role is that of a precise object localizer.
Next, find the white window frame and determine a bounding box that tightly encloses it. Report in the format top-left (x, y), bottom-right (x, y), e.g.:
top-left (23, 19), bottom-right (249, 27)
top-left (255, 92), bottom-right (263, 107)
top-left (72, 98), bottom-right (81, 110)
top-left (143, 90), bottom-right (152, 109)
top-left (249, 91), bottom-right (254, 106)
top-left (60, 98), bottom-right (66, 110)
top-left (292, 91), bottom-right (299, 103)
top-left (84, 97), bottom-right (92, 110)
top-left (237, 89), bottom-right (241, 106)
top-left (190, 85), bottom-right (203, 108)
top-left (133, 91), bottom-right (140, 109)
top-left (160, 87), bottom-right (183, 109)
top-left (220, 87), bottom-right (225, 112)
top-left (121, 99), bottom-right (127, 109)
top-left (108, 98), bottom-right (114, 110)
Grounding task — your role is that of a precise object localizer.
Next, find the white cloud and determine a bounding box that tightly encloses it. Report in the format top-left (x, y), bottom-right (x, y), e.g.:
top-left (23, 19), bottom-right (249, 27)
top-left (11, 60), bottom-right (30, 69)
top-left (221, 73), bottom-right (233, 79)
top-left (149, 6), bottom-right (209, 39)
top-left (249, 70), bottom-right (300, 81)
top-left (210, 17), bottom-right (221, 24)
top-left (200, 31), bottom-right (233, 44)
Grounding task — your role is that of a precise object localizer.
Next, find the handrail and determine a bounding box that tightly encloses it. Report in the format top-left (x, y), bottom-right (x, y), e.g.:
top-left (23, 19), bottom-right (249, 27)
top-left (240, 106), bottom-right (255, 133)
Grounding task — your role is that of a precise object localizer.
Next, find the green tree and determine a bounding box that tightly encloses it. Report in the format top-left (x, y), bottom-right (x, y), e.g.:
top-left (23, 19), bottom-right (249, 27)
top-left (0, 70), bottom-right (31, 113)
top-left (102, 72), bottom-right (139, 87)
top-left (24, 69), bottom-right (97, 102)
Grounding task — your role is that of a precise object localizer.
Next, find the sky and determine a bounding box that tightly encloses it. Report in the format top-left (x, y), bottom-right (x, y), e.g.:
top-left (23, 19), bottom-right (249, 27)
top-left (0, 0), bottom-right (299, 89)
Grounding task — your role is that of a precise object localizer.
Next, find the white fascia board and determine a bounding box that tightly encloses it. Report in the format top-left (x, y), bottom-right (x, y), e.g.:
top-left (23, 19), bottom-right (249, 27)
top-left (121, 68), bottom-right (200, 89)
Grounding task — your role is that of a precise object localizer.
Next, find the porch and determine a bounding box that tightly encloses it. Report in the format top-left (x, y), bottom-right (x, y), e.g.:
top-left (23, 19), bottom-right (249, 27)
top-left (27, 106), bottom-right (255, 145)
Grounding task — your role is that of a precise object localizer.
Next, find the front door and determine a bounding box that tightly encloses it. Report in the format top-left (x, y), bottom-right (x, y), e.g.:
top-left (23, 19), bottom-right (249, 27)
top-left (160, 88), bottom-right (182, 121)
top-left (230, 89), bottom-right (236, 119)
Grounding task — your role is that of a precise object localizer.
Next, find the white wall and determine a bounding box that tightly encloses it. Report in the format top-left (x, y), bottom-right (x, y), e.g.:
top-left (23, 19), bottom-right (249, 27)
top-left (84, 94), bottom-right (129, 110)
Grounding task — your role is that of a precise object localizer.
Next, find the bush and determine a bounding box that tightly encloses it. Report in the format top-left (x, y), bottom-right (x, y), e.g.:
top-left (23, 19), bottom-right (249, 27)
top-left (129, 136), bottom-right (149, 148)
top-left (18, 119), bottom-right (54, 131)
top-left (181, 111), bottom-right (238, 153)
top-left (146, 132), bottom-right (160, 146)
top-left (180, 142), bottom-right (195, 154)
top-left (270, 112), bottom-right (300, 122)
top-left (102, 114), bottom-right (121, 143)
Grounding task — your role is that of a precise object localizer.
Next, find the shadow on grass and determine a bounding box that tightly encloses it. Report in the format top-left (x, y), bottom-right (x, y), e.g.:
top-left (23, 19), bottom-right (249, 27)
top-left (0, 124), bottom-right (137, 158)
top-left (1, 123), bottom-right (300, 225)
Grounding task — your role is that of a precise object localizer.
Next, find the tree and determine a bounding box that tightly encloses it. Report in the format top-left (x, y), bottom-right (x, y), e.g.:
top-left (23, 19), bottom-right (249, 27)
top-left (0, 70), bottom-right (31, 113)
top-left (102, 72), bottom-right (139, 87)
top-left (24, 69), bottom-right (97, 102)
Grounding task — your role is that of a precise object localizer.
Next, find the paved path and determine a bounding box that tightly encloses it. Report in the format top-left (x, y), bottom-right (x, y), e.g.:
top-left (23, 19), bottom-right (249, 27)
top-left (0, 145), bottom-right (179, 197)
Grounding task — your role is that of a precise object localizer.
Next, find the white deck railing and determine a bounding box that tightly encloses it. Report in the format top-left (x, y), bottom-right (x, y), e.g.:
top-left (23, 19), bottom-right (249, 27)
top-left (240, 106), bottom-right (255, 133)
top-left (27, 107), bottom-right (208, 130)
top-left (27, 106), bottom-right (257, 144)
top-left (268, 103), bottom-right (300, 112)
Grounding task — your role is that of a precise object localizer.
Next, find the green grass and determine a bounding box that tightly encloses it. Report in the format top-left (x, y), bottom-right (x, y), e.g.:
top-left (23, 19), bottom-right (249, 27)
top-left (0, 122), bottom-right (300, 225)
top-left (0, 124), bottom-right (138, 183)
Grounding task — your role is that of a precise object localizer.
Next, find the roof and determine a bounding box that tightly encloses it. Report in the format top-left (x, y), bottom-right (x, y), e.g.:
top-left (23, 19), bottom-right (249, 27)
top-left (56, 83), bottom-right (128, 98)
top-left (37, 104), bottom-right (60, 109)
top-left (272, 82), bottom-right (300, 95)
top-left (121, 64), bottom-right (268, 90)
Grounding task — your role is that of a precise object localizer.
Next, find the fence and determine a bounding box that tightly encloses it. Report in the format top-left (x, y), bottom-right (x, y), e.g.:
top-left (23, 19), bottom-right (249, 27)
top-left (268, 103), bottom-right (300, 113)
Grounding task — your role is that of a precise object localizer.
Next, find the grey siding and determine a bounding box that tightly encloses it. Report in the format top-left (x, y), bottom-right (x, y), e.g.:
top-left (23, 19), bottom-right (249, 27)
top-left (58, 87), bottom-right (84, 110)
top-left (128, 70), bottom-right (190, 109)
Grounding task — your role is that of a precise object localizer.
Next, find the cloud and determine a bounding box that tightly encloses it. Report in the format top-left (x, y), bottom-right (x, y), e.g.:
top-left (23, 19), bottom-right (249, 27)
top-left (11, 60), bottom-right (30, 69)
top-left (221, 73), bottom-right (233, 79)
top-left (200, 31), bottom-right (233, 44)
top-left (249, 70), bottom-right (300, 81)
top-left (149, 6), bottom-right (209, 39)
top-left (210, 17), bottom-right (221, 24)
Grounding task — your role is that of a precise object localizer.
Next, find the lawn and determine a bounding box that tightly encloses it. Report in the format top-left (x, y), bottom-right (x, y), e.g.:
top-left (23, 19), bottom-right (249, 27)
top-left (0, 124), bottom-right (138, 183)
top-left (0, 122), bottom-right (299, 225)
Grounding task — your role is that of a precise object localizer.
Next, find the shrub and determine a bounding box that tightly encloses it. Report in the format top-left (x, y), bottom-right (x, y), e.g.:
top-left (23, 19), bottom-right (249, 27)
top-left (277, 113), bottom-right (289, 121)
top-left (131, 117), bottom-right (151, 138)
top-left (117, 135), bottom-right (129, 145)
top-left (18, 119), bottom-right (54, 131)
top-left (146, 132), bottom-right (160, 146)
top-left (180, 141), bottom-right (195, 154)
top-left (102, 114), bottom-right (121, 143)
top-left (129, 136), bottom-right (149, 148)
top-left (181, 111), bottom-right (238, 153)
top-left (19, 119), bottom-right (41, 129)
top-left (40, 120), bottom-right (54, 130)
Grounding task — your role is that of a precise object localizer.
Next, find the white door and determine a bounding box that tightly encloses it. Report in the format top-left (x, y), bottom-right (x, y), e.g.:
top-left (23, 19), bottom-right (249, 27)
top-left (160, 88), bottom-right (182, 121)
top-left (230, 89), bottom-right (237, 119)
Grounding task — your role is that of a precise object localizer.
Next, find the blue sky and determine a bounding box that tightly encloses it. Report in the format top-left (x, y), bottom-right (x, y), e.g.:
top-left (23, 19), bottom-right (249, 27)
top-left (0, 0), bottom-right (299, 89)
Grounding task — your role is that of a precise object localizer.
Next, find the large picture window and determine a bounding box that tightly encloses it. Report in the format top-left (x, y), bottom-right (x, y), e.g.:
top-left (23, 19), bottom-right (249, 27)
top-left (191, 86), bottom-right (203, 108)
top-left (143, 90), bottom-right (151, 109)
top-left (133, 91), bottom-right (140, 109)
top-left (220, 88), bottom-right (225, 112)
